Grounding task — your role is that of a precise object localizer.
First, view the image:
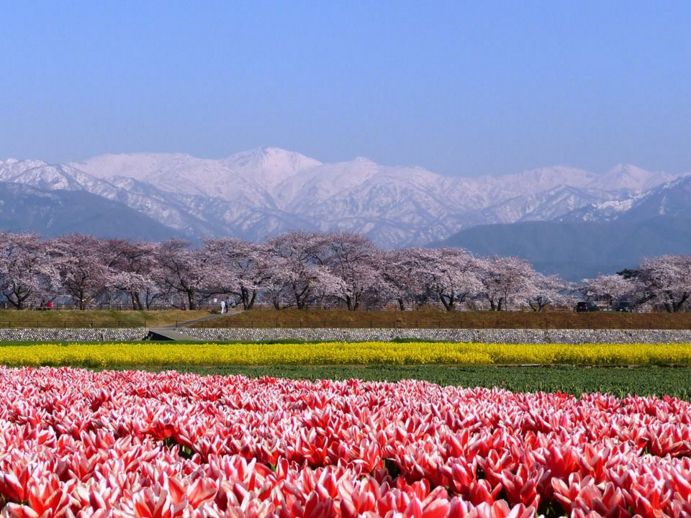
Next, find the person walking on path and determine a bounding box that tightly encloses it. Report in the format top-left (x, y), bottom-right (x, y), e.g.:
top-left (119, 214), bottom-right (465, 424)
top-left (220, 300), bottom-right (226, 314)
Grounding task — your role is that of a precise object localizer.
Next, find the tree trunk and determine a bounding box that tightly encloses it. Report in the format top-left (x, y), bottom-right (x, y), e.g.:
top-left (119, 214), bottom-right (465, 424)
top-left (439, 293), bottom-right (454, 311)
top-left (79, 288), bottom-right (87, 310)
top-left (671, 293), bottom-right (689, 312)
top-left (246, 290), bottom-right (257, 310)
top-left (186, 289), bottom-right (197, 310)
top-left (6, 291), bottom-right (23, 309)
top-left (240, 286), bottom-right (256, 310)
top-left (131, 292), bottom-right (144, 310)
top-left (294, 285), bottom-right (309, 310)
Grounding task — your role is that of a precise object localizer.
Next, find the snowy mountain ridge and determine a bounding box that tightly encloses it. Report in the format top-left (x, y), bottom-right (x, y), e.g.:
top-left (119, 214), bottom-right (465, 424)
top-left (0, 149), bottom-right (688, 246)
top-left (560, 174), bottom-right (691, 224)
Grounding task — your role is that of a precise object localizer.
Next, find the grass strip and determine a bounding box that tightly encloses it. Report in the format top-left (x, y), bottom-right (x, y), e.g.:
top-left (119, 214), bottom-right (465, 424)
top-left (0, 310), bottom-right (208, 328)
top-left (195, 308), bottom-right (691, 329)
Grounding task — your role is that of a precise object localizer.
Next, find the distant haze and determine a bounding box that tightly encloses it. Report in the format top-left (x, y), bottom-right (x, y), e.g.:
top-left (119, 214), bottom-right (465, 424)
top-left (2, 2), bottom-right (691, 176)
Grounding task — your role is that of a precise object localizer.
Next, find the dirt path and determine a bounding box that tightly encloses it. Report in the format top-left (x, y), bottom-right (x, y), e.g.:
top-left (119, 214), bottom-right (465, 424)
top-left (145, 309), bottom-right (243, 341)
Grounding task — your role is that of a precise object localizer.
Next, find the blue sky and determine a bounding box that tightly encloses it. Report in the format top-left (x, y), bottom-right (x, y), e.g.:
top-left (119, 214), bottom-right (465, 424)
top-left (1, 1), bottom-right (690, 176)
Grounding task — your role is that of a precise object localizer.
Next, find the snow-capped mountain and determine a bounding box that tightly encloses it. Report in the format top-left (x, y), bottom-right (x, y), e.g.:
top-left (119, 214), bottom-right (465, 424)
top-left (562, 174), bottom-right (691, 224)
top-left (0, 158), bottom-right (103, 192)
top-left (72, 148), bottom-right (321, 200)
top-left (622, 175), bottom-right (691, 221)
top-left (0, 150), bottom-right (688, 247)
top-left (586, 163), bottom-right (677, 192)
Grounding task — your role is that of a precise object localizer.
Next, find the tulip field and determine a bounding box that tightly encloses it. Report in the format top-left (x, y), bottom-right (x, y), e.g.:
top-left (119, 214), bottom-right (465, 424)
top-left (0, 367), bottom-right (690, 517)
top-left (0, 342), bottom-right (689, 516)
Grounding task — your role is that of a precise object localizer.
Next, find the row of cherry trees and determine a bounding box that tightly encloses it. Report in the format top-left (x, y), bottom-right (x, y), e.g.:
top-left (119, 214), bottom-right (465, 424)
top-left (0, 232), bottom-right (688, 312)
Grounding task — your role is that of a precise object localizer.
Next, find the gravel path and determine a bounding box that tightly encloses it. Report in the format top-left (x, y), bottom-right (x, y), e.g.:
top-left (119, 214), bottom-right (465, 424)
top-left (0, 327), bottom-right (690, 343)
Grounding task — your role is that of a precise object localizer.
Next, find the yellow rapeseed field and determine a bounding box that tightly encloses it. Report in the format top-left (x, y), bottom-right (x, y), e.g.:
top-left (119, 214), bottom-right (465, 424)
top-left (0, 342), bottom-right (689, 368)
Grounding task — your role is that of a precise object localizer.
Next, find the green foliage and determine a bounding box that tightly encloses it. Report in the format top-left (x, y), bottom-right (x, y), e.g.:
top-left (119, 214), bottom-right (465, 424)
top-left (164, 365), bottom-right (691, 399)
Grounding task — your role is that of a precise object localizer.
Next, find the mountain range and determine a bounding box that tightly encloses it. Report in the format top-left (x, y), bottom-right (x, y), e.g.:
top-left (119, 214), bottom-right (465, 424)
top-left (0, 148), bottom-right (689, 278)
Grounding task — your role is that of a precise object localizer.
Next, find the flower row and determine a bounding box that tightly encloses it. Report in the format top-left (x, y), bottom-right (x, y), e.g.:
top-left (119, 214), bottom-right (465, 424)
top-left (1, 341), bottom-right (690, 369)
top-left (0, 367), bottom-right (689, 516)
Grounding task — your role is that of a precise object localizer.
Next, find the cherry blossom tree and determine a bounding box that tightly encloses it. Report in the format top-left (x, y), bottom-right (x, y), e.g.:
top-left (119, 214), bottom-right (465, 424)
top-left (0, 230), bottom-right (687, 314)
top-left (380, 248), bottom-right (436, 310)
top-left (154, 240), bottom-right (212, 310)
top-left (261, 256), bottom-right (294, 310)
top-left (479, 256), bottom-right (537, 311)
top-left (49, 235), bottom-right (112, 310)
top-left (266, 232), bottom-right (342, 309)
top-left (426, 248), bottom-right (483, 311)
top-left (581, 274), bottom-right (635, 310)
top-left (636, 256), bottom-right (691, 312)
top-left (525, 273), bottom-right (570, 311)
top-left (104, 240), bottom-right (159, 310)
top-left (202, 238), bottom-right (268, 310)
top-left (0, 233), bottom-right (59, 309)
top-left (323, 233), bottom-right (383, 310)
top-left (380, 250), bottom-right (415, 310)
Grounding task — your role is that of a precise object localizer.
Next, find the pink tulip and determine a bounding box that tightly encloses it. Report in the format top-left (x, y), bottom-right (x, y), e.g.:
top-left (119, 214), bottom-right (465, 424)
top-left (0, 367), bottom-right (688, 516)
